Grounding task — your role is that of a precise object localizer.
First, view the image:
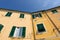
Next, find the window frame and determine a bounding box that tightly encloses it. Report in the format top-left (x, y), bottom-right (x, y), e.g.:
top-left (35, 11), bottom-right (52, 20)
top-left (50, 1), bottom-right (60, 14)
top-left (5, 12), bottom-right (12, 17)
top-left (9, 26), bottom-right (26, 38)
top-left (19, 14), bottom-right (24, 18)
top-left (32, 13), bottom-right (42, 19)
top-left (51, 9), bottom-right (58, 14)
top-left (36, 23), bottom-right (46, 34)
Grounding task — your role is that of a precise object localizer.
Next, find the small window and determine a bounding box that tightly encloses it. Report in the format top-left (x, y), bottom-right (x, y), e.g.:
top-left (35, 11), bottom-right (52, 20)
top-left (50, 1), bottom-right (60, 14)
top-left (32, 13), bottom-right (42, 19)
top-left (5, 12), bottom-right (12, 17)
top-left (51, 10), bottom-right (58, 14)
top-left (20, 14), bottom-right (24, 18)
top-left (37, 24), bottom-right (46, 33)
top-left (35, 14), bottom-right (39, 17)
top-left (9, 26), bottom-right (26, 38)
top-left (35, 13), bottom-right (42, 17)
top-left (32, 14), bottom-right (35, 19)
top-left (0, 24), bottom-right (4, 32)
top-left (39, 13), bottom-right (42, 17)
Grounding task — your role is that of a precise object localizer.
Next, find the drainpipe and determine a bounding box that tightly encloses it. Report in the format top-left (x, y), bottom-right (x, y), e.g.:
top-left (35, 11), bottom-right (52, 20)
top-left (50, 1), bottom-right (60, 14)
top-left (44, 11), bottom-right (60, 33)
top-left (31, 13), bottom-right (36, 40)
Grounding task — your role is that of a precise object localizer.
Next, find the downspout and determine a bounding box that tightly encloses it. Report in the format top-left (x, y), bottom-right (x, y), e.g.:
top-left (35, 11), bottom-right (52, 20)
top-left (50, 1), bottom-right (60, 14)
top-left (31, 13), bottom-right (36, 40)
top-left (44, 11), bottom-right (60, 33)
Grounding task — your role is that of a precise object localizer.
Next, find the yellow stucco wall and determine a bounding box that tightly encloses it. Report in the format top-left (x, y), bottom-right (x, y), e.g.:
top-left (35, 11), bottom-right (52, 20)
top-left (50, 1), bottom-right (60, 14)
top-left (0, 10), bottom-right (34, 40)
top-left (43, 7), bottom-right (60, 40)
top-left (0, 7), bottom-right (60, 40)
top-left (46, 7), bottom-right (60, 34)
top-left (46, 7), bottom-right (60, 29)
top-left (32, 12), bottom-right (58, 40)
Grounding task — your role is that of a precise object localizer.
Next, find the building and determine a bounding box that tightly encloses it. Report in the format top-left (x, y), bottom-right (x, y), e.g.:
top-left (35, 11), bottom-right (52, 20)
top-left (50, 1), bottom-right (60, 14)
top-left (0, 9), bottom-right (34, 40)
top-left (45, 7), bottom-right (60, 34)
top-left (0, 6), bottom-right (60, 40)
top-left (32, 12), bottom-right (57, 40)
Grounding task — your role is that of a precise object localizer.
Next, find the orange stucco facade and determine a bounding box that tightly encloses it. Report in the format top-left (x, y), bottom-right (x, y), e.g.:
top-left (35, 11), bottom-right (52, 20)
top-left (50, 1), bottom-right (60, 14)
top-left (0, 6), bottom-right (60, 40)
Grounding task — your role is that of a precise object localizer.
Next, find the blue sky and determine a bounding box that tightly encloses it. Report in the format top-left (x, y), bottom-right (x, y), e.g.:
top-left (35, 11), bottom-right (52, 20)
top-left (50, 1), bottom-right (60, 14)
top-left (0, 0), bottom-right (60, 12)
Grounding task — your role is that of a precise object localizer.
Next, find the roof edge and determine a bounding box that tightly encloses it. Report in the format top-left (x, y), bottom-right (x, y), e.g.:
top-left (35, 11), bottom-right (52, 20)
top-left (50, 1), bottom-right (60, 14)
top-left (0, 6), bottom-right (60, 13)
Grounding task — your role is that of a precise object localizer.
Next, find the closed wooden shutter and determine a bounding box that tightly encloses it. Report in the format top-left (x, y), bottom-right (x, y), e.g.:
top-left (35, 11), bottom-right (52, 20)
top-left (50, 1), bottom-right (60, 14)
top-left (37, 24), bottom-right (46, 33)
top-left (32, 14), bottom-right (35, 19)
top-left (5, 12), bottom-right (12, 17)
top-left (9, 26), bottom-right (16, 37)
top-left (22, 27), bottom-right (26, 38)
top-left (20, 14), bottom-right (24, 18)
top-left (51, 10), bottom-right (57, 13)
top-left (0, 24), bottom-right (4, 32)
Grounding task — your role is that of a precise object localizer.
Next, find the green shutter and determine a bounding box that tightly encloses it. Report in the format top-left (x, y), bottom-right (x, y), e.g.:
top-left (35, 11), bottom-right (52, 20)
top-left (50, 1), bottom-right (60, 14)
top-left (0, 24), bottom-right (4, 31)
top-left (32, 13), bottom-right (42, 19)
top-left (32, 14), bottom-right (35, 19)
top-left (22, 27), bottom-right (26, 38)
top-left (37, 24), bottom-right (46, 33)
top-left (20, 14), bottom-right (24, 18)
top-left (51, 10), bottom-right (57, 13)
top-left (9, 26), bottom-right (16, 37)
top-left (5, 12), bottom-right (12, 17)
top-left (39, 13), bottom-right (42, 17)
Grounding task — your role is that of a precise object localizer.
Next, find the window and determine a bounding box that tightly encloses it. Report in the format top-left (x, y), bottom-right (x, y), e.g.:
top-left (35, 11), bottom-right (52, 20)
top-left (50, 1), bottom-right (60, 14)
top-left (39, 13), bottom-right (42, 17)
top-left (51, 9), bottom-right (58, 14)
top-left (5, 12), bottom-right (12, 17)
top-left (35, 14), bottom-right (39, 17)
top-left (9, 26), bottom-right (26, 38)
top-left (0, 24), bottom-right (4, 32)
top-left (37, 24), bottom-right (46, 33)
top-left (20, 14), bottom-right (24, 18)
top-left (32, 13), bottom-right (42, 19)
top-left (32, 14), bottom-right (35, 19)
